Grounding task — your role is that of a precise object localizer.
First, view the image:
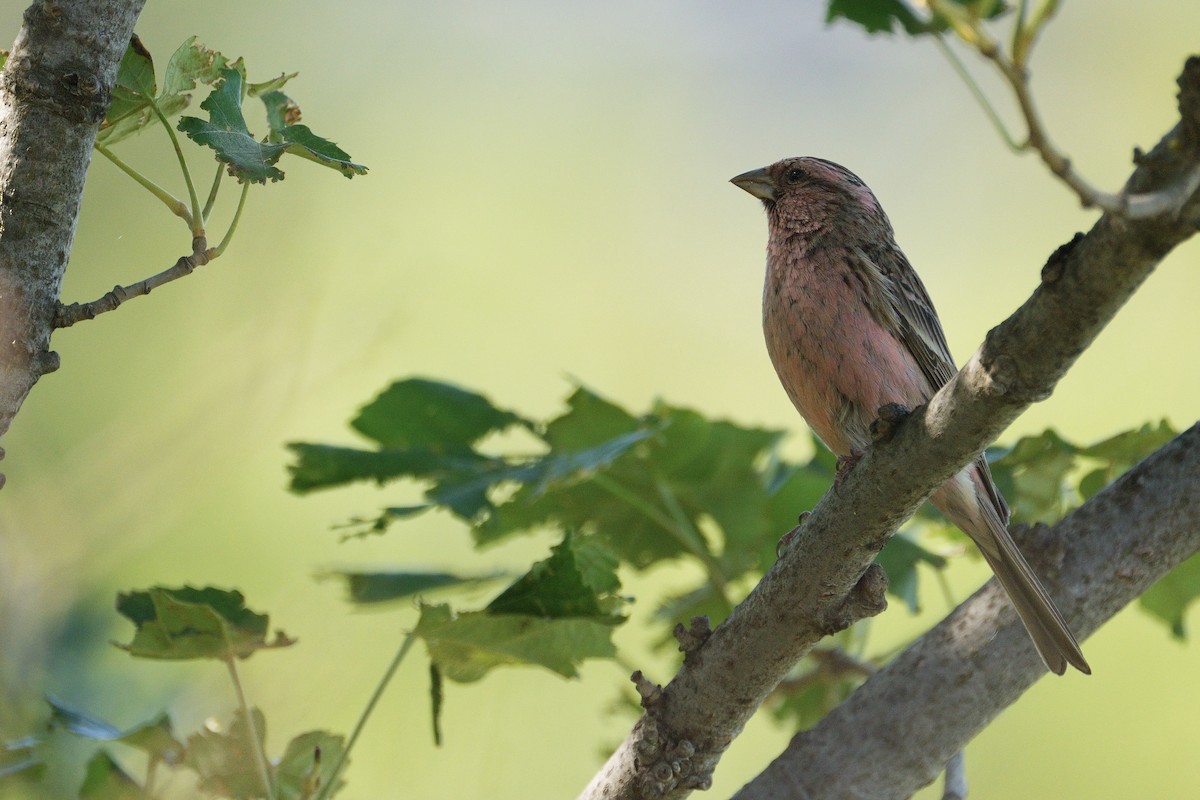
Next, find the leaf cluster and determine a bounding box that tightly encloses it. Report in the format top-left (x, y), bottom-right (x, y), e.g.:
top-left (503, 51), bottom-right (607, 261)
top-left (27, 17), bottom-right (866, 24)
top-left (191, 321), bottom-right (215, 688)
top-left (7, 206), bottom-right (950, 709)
top-left (287, 378), bottom-right (1200, 733)
top-left (8, 588), bottom-right (341, 799)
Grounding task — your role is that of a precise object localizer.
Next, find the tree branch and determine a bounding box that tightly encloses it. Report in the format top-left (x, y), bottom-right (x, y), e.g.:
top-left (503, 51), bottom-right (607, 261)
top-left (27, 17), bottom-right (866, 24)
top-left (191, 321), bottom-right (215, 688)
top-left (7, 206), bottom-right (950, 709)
top-left (53, 235), bottom-right (211, 328)
top-left (0, 1), bottom-right (146, 443)
top-left (733, 423), bottom-right (1200, 799)
top-left (577, 55), bottom-right (1200, 800)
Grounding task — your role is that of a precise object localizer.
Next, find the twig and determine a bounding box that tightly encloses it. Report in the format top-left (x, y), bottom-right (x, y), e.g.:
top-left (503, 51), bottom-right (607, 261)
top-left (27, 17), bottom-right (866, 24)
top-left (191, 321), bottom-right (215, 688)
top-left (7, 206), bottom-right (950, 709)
top-left (943, 751), bottom-right (968, 800)
top-left (928, 0), bottom-right (1200, 218)
top-left (313, 629), bottom-right (417, 800)
top-left (53, 237), bottom-right (212, 329)
top-left (225, 656), bottom-right (276, 800)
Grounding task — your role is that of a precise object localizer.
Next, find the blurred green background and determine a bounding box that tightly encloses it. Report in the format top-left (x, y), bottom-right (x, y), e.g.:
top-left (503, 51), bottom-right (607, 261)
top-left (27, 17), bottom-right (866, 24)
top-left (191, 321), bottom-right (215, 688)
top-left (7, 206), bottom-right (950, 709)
top-left (2, 1), bottom-right (1198, 798)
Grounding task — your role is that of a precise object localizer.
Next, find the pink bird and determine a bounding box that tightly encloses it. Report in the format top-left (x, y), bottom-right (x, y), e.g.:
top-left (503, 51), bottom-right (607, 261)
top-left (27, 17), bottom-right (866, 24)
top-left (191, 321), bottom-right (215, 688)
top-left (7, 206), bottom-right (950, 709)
top-left (732, 156), bottom-right (1089, 675)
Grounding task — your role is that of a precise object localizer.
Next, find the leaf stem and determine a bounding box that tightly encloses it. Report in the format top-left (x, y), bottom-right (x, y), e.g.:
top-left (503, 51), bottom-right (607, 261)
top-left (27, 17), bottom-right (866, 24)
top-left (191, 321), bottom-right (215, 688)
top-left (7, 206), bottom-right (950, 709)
top-left (225, 656), bottom-right (275, 800)
top-left (213, 181), bottom-right (251, 257)
top-left (932, 34), bottom-right (1020, 150)
top-left (202, 162), bottom-right (224, 220)
top-left (150, 98), bottom-right (205, 236)
top-left (95, 144), bottom-right (193, 226)
top-left (314, 629), bottom-right (418, 800)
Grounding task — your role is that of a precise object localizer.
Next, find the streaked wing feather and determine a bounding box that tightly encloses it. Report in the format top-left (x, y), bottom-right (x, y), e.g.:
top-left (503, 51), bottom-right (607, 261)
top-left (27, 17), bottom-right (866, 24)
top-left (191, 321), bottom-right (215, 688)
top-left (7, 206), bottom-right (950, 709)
top-left (854, 243), bottom-right (1010, 523)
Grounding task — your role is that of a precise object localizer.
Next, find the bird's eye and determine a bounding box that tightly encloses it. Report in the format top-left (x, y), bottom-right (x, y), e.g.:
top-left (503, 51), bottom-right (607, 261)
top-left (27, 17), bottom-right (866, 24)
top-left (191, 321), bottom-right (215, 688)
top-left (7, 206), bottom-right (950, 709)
top-left (785, 168), bottom-right (806, 184)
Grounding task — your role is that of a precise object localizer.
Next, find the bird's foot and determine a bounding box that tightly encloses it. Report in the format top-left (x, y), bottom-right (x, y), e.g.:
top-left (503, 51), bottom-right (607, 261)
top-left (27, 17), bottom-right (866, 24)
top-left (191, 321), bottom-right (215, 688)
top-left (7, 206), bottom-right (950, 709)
top-left (776, 511), bottom-right (811, 558)
top-left (834, 449), bottom-right (864, 490)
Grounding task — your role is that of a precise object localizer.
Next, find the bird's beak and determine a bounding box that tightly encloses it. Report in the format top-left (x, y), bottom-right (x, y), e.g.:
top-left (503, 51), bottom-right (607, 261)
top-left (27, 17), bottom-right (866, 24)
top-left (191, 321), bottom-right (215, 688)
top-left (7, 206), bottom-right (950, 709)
top-left (730, 167), bottom-right (776, 201)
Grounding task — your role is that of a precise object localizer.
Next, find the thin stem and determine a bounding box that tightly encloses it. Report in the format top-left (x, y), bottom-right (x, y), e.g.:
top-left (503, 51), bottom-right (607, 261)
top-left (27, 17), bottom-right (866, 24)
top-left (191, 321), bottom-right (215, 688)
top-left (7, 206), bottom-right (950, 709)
top-left (143, 757), bottom-right (159, 799)
top-left (203, 162), bottom-right (224, 220)
top-left (590, 473), bottom-right (732, 609)
top-left (225, 656), bottom-right (275, 800)
top-left (314, 629), bottom-right (418, 800)
top-left (212, 181), bottom-right (251, 257)
top-left (96, 144), bottom-right (193, 226)
top-left (932, 34), bottom-right (1021, 150)
top-left (150, 99), bottom-right (205, 235)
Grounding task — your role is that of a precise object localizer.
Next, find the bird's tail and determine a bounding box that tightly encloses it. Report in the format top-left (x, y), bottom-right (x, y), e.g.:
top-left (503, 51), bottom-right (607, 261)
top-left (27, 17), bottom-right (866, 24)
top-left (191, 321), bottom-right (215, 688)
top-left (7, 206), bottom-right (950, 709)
top-left (933, 465), bottom-right (1090, 676)
top-left (974, 521), bottom-right (1091, 676)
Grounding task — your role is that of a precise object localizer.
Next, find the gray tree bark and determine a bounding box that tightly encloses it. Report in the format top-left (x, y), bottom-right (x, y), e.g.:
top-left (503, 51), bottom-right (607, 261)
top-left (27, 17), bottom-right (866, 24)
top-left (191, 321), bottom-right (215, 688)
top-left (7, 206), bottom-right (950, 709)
top-left (579, 56), bottom-right (1200, 800)
top-left (0, 0), bottom-right (146, 457)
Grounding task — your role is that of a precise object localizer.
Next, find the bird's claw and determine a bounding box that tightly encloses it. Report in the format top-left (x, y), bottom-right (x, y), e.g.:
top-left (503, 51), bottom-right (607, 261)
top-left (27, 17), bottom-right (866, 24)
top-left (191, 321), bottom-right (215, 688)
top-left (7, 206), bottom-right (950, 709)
top-left (776, 511), bottom-right (811, 558)
top-left (834, 449), bottom-right (864, 490)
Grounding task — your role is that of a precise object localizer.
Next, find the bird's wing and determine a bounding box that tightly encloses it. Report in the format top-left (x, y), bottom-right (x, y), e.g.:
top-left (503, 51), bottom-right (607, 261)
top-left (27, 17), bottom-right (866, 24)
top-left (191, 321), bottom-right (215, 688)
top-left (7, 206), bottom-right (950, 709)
top-left (852, 243), bottom-right (1012, 523)
top-left (851, 242), bottom-right (957, 394)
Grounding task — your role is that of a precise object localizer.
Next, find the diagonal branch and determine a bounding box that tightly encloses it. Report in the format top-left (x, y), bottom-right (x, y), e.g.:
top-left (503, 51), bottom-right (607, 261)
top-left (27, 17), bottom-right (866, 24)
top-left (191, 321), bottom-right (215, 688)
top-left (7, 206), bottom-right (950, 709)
top-left (53, 236), bottom-right (212, 328)
top-left (577, 55), bottom-right (1200, 800)
top-left (734, 423), bottom-right (1200, 799)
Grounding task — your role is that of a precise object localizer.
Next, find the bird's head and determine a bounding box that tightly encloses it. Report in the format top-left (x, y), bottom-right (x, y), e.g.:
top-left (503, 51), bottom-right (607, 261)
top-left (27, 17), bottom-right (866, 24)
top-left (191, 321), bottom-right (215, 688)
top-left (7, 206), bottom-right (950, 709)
top-left (731, 157), bottom-right (886, 226)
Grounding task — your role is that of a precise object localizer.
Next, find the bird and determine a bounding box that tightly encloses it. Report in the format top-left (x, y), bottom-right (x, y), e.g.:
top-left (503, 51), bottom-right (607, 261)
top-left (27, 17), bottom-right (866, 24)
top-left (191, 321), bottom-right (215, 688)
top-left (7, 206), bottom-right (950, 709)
top-left (731, 156), bottom-right (1089, 675)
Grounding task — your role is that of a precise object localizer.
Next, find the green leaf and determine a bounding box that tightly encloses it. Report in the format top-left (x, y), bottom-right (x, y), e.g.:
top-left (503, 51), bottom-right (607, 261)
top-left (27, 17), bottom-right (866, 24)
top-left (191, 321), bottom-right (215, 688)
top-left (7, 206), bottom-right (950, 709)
top-left (285, 442), bottom-right (456, 493)
top-left (543, 386), bottom-right (642, 449)
top-left (415, 604), bottom-right (618, 681)
top-left (277, 123), bottom-right (369, 178)
top-left (329, 570), bottom-right (495, 604)
top-left (260, 90), bottom-right (301, 133)
top-left (115, 586), bottom-right (295, 660)
top-left (79, 751), bottom-right (141, 800)
top-left (1139, 552), bottom-right (1200, 639)
top-left (352, 378), bottom-right (528, 449)
top-left (276, 731), bottom-right (346, 800)
top-left (825, 0), bottom-right (1007, 37)
top-left (248, 72), bottom-right (300, 97)
top-left (874, 534), bottom-right (947, 613)
top-left (1077, 420), bottom-right (1178, 499)
top-left (487, 532), bottom-right (623, 618)
top-left (98, 36), bottom-right (230, 148)
top-left (46, 697), bottom-right (184, 765)
top-left (185, 709), bottom-right (268, 799)
top-left (178, 68), bottom-right (291, 183)
top-left (826, 0), bottom-right (931, 34)
top-left (991, 429), bottom-right (1078, 523)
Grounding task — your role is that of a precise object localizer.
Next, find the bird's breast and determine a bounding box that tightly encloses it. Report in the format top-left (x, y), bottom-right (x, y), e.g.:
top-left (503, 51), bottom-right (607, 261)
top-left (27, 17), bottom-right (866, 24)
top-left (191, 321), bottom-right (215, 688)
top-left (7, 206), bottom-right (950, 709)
top-left (762, 248), bottom-right (928, 454)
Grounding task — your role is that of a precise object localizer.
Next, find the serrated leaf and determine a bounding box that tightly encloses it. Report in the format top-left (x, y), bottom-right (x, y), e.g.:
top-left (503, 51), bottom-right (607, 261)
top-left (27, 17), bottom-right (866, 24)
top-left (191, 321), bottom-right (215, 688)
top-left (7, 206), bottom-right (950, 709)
top-left (286, 442), bottom-right (458, 493)
top-left (329, 570), bottom-right (494, 604)
top-left (276, 731), bottom-right (346, 800)
top-left (352, 378), bottom-right (528, 449)
top-left (825, 0), bottom-right (931, 34)
top-left (1139, 552), bottom-right (1200, 639)
top-left (488, 532), bottom-right (624, 618)
top-left (79, 750), bottom-right (141, 800)
top-left (98, 36), bottom-right (229, 148)
top-left (543, 386), bottom-right (641, 449)
top-left (415, 603), bottom-right (617, 681)
top-left (186, 709), bottom-right (268, 799)
top-left (178, 68), bottom-right (289, 182)
top-left (46, 697), bottom-right (184, 765)
top-left (115, 586), bottom-right (295, 660)
top-left (278, 124), bottom-right (368, 178)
